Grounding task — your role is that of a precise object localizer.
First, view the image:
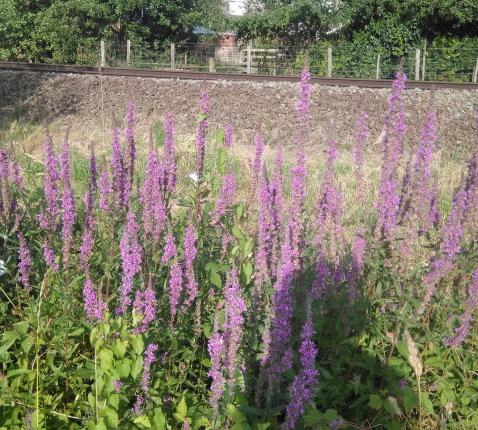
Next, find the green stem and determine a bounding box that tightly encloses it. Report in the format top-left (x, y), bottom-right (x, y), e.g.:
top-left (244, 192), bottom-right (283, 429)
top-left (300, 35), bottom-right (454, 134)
top-left (36, 275), bottom-right (47, 429)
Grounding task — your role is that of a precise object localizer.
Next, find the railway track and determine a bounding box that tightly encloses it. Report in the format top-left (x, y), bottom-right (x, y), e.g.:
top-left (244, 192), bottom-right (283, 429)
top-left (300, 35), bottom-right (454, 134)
top-left (1, 61), bottom-right (478, 90)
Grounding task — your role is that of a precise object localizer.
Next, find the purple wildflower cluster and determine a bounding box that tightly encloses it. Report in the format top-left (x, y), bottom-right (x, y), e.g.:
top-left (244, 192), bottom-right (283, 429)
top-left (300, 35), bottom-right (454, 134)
top-left (17, 232), bottom-right (31, 289)
top-left (183, 224), bottom-right (198, 305)
top-left (133, 343), bottom-right (158, 414)
top-left (118, 211), bottom-right (142, 315)
top-left (283, 312), bottom-right (319, 429)
top-left (196, 87), bottom-right (209, 178)
top-left (59, 138), bottom-right (75, 266)
top-left (224, 121), bottom-right (234, 148)
top-left (213, 172), bottom-right (236, 223)
top-left (208, 311), bottom-right (225, 416)
top-left (133, 278), bottom-right (157, 333)
top-left (445, 268), bottom-right (478, 348)
top-left (83, 276), bottom-right (107, 321)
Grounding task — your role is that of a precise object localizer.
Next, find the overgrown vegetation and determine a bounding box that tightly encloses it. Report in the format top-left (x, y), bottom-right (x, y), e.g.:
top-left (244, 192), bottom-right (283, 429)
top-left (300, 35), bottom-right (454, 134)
top-left (1, 71), bottom-right (478, 430)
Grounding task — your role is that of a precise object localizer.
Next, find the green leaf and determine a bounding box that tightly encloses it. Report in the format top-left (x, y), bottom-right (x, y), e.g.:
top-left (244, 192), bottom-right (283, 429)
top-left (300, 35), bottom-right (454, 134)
top-left (105, 407), bottom-right (119, 428)
top-left (242, 261), bottom-right (253, 284)
top-left (231, 423), bottom-right (251, 430)
top-left (403, 390), bottom-right (418, 413)
top-left (368, 394), bottom-right (383, 410)
top-left (174, 397), bottom-right (187, 423)
top-left (421, 394), bottom-right (434, 414)
top-left (323, 409), bottom-right (338, 422)
top-left (132, 335), bottom-right (144, 355)
top-left (226, 404), bottom-right (247, 423)
top-left (152, 408), bottom-right (166, 430)
top-left (210, 271), bottom-right (222, 288)
top-left (14, 321), bottom-right (29, 335)
top-left (133, 416), bottom-right (151, 428)
top-left (231, 226), bottom-right (244, 241)
top-left (112, 339), bottom-right (126, 359)
top-left (99, 349), bottom-right (114, 371)
top-left (20, 336), bottom-right (34, 354)
top-left (117, 358), bottom-right (132, 378)
top-left (131, 357), bottom-right (143, 380)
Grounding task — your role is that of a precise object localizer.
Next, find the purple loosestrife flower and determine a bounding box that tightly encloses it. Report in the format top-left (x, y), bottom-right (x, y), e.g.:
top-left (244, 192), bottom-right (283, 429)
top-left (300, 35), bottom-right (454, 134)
top-left (420, 188), bottom-right (467, 313)
top-left (444, 268), bottom-right (478, 348)
top-left (60, 138), bottom-right (75, 265)
top-left (10, 161), bottom-right (23, 189)
top-left (133, 279), bottom-right (157, 334)
top-left (111, 127), bottom-right (127, 210)
top-left (463, 152), bottom-right (478, 234)
top-left (80, 227), bottom-right (94, 271)
top-left (143, 149), bottom-right (160, 237)
top-left (43, 241), bottom-right (59, 271)
top-left (213, 172), bottom-right (236, 224)
top-left (311, 251), bottom-right (330, 300)
top-left (184, 224), bottom-right (198, 305)
top-left (223, 268), bottom-right (246, 386)
top-left (99, 166), bottom-right (111, 212)
top-left (250, 132), bottom-right (265, 200)
top-left (353, 111), bottom-right (368, 202)
top-left (266, 235), bottom-right (294, 389)
top-left (38, 135), bottom-right (59, 231)
top-left (118, 211), bottom-right (142, 315)
top-left (162, 233), bottom-right (177, 264)
top-left (0, 149), bottom-right (9, 216)
top-left (133, 343), bottom-right (158, 413)
top-left (255, 171), bottom-right (273, 301)
top-left (169, 261), bottom-right (183, 320)
top-left (208, 312), bottom-right (225, 416)
top-left (290, 143), bottom-right (307, 270)
top-left (88, 145), bottom-right (98, 191)
top-left (17, 232), bottom-right (31, 289)
top-left (112, 380), bottom-right (123, 393)
top-left (162, 112), bottom-right (177, 193)
top-left (375, 70), bottom-right (407, 240)
top-left (224, 121), bottom-right (234, 148)
top-left (83, 276), bottom-right (107, 322)
top-left (269, 146), bottom-right (284, 276)
top-left (283, 312), bottom-right (319, 430)
top-left (195, 87), bottom-right (209, 178)
top-left (125, 100), bottom-right (136, 184)
top-left (296, 68), bottom-right (312, 126)
top-left (348, 231), bottom-right (366, 302)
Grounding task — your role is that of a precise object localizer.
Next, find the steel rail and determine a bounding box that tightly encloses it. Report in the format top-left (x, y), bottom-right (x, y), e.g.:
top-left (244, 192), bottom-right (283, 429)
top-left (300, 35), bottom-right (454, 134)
top-left (1, 61), bottom-right (477, 90)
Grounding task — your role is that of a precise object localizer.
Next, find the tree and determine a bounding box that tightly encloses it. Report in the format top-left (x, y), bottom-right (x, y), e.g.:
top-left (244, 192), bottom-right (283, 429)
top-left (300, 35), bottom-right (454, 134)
top-left (234, 0), bottom-right (340, 46)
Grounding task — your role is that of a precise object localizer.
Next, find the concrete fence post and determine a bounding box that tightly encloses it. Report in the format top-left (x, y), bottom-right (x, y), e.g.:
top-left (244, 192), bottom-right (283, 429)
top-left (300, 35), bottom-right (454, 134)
top-left (126, 40), bottom-right (131, 65)
top-left (473, 57), bottom-right (478, 83)
top-left (327, 47), bottom-right (332, 78)
top-left (375, 53), bottom-right (381, 79)
top-left (415, 48), bottom-right (421, 81)
top-left (100, 40), bottom-right (106, 67)
top-left (170, 43), bottom-right (176, 70)
top-left (209, 57), bottom-right (215, 72)
top-left (246, 42), bottom-right (252, 75)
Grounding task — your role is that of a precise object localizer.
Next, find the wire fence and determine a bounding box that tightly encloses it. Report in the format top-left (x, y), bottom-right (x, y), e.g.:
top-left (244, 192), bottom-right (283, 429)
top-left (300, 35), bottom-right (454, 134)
top-left (75, 40), bottom-right (478, 83)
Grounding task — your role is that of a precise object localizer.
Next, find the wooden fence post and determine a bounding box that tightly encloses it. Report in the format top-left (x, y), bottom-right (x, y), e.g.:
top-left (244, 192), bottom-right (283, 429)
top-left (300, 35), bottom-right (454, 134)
top-left (376, 53), bottom-right (381, 79)
top-left (327, 47), bottom-right (332, 78)
top-left (246, 42), bottom-right (252, 75)
top-left (100, 40), bottom-right (106, 67)
top-left (170, 43), bottom-right (176, 70)
top-left (415, 48), bottom-right (421, 81)
top-left (126, 40), bottom-right (131, 65)
top-left (209, 57), bottom-right (215, 72)
top-left (473, 57), bottom-right (478, 83)
top-left (421, 39), bottom-right (427, 81)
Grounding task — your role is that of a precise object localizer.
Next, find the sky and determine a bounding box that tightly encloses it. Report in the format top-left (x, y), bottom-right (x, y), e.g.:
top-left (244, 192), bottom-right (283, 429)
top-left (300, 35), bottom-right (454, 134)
top-left (229, 0), bottom-right (246, 15)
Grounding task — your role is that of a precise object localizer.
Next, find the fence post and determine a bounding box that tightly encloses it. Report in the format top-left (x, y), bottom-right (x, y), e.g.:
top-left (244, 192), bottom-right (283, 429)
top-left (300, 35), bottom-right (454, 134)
top-left (375, 53), bottom-right (381, 79)
top-left (100, 40), bottom-right (106, 67)
top-left (421, 39), bottom-right (427, 80)
top-left (415, 48), bottom-right (421, 81)
top-left (170, 43), bottom-right (176, 70)
top-left (246, 42), bottom-right (252, 75)
top-left (209, 57), bottom-right (215, 72)
top-left (473, 57), bottom-right (478, 83)
top-left (327, 47), bottom-right (332, 78)
top-left (126, 40), bottom-right (131, 65)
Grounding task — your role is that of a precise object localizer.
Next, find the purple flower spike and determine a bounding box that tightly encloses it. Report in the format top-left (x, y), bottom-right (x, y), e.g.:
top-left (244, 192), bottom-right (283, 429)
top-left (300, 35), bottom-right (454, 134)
top-left (111, 127), bottom-right (127, 210)
top-left (18, 232), bottom-right (31, 289)
top-left (43, 241), bottom-right (59, 271)
top-left (195, 87), bottom-right (209, 178)
top-left (99, 166), bottom-right (111, 212)
top-left (213, 172), bottom-right (236, 224)
top-left (208, 311), bottom-right (225, 416)
top-left (445, 268), bottom-right (478, 348)
top-left (225, 122), bottom-right (234, 148)
top-left (184, 224), bottom-right (198, 305)
top-left (83, 276), bottom-right (107, 322)
top-left (223, 268), bottom-right (246, 386)
top-left (133, 279), bottom-right (157, 334)
top-left (38, 135), bottom-right (59, 231)
top-left (60, 137), bottom-right (75, 266)
top-left (118, 211), bottom-right (142, 315)
top-left (283, 311), bottom-right (318, 430)
top-left (162, 233), bottom-right (177, 264)
top-left (169, 261), bottom-right (183, 320)
top-left (296, 68), bottom-right (312, 126)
